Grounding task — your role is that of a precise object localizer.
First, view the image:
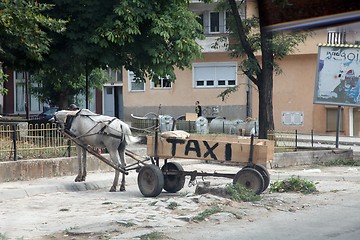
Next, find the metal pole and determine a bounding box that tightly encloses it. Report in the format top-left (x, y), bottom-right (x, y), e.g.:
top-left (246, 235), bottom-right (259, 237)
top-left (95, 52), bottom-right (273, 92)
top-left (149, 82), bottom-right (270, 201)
top-left (248, 134), bottom-right (254, 166)
top-left (311, 129), bottom-right (314, 147)
top-left (12, 125), bottom-right (17, 161)
top-left (295, 129), bottom-right (298, 151)
top-left (25, 72), bottom-right (30, 119)
top-left (335, 105), bottom-right (341, 148)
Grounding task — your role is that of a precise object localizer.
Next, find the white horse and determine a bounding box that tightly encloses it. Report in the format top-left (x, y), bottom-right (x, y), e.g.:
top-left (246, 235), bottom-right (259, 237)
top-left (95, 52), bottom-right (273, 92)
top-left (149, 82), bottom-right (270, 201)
top-left (53, 109), bottom-right (139, 192)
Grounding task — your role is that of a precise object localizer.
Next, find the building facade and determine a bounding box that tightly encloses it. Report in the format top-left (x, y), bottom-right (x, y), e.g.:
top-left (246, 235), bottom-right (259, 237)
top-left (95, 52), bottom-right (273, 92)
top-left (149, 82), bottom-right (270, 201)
top-left (2, 1), bottom-right (360, 137)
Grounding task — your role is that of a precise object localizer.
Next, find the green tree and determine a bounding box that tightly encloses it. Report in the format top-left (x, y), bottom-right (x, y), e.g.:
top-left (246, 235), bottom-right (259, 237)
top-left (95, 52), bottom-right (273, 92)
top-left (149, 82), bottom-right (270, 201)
top-left (32, 0), bottom-right (204, 108)
top-left (217, 0), bottom-right (309, 139)
top-left (30, 68), bottom-right (110, 109)
top-left (0, 0), bottom-right (65, 92)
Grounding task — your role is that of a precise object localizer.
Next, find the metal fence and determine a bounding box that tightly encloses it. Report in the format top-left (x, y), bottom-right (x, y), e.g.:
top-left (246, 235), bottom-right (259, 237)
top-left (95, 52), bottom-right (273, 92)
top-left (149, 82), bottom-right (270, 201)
top-left (0, 122), bottom-right (75, 161)
top-left (0, 118), bottom-right (327, 162)
top-left (268, 130), bottom-right (320, 152)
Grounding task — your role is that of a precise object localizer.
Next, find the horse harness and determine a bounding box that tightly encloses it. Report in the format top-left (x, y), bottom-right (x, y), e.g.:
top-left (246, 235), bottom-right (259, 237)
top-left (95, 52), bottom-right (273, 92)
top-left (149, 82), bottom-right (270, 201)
top-left (65, 112), bottom-right (125, 141)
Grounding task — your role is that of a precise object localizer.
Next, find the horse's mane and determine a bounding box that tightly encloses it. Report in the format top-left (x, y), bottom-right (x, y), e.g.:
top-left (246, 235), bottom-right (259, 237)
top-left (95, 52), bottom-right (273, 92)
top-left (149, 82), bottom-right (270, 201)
top-left (78, 109), bottom-right (100, 117)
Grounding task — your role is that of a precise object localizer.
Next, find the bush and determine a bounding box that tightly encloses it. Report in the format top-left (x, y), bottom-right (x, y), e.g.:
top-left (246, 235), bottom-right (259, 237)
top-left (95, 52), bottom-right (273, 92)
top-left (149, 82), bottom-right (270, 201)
top-left (270, 177), bottom-right (318, 194)
top-left (225, 183), bottom-right (261, 202)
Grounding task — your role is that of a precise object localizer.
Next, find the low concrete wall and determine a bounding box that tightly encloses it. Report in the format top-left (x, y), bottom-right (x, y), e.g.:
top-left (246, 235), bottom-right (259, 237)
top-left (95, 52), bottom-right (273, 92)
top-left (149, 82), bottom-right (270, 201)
top-left (0, 154), bottom-right (114, 183)
top-left (272, 149), bottom-right (354, 168)
top-left (0, 149), bottom-right (355, 182)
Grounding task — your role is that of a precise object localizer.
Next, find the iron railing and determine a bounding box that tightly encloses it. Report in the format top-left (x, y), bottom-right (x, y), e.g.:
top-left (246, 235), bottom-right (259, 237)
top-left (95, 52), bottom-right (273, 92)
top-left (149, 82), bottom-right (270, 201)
top-left (0, 122), bottom-right (75, 161)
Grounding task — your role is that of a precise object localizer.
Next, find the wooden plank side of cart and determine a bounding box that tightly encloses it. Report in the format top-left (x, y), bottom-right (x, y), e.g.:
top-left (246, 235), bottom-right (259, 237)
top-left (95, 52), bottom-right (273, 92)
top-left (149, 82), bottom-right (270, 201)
top-left (147, 136), bottom-right (274, 166)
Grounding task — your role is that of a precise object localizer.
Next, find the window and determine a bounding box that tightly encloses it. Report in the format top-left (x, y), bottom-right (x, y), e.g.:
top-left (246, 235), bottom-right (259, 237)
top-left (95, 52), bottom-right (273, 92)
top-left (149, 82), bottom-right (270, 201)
top-left (210, 12), bottom-right (220, 33)
top-left (108, 68), bottom-right (122, 83)
top-left (196, 14), bottom-right (204, 33)
top-left (151, 76), bottom-right (172, 89)
top-left (128, 71), bottom-right (145, 92)
top-left (193, 63), bottom-right (237, 88)
top-left (14, 71), bottom-right (41, 113)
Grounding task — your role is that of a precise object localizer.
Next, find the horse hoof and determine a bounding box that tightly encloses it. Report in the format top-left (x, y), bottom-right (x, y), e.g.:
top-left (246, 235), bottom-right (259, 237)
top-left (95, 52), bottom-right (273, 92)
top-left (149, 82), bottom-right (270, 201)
top-left (75, 177), bottom-right (81, 182)
top-left (109, 187), bottom-right (116, 192)
top-left (120, 187), bottom-right (126, 192)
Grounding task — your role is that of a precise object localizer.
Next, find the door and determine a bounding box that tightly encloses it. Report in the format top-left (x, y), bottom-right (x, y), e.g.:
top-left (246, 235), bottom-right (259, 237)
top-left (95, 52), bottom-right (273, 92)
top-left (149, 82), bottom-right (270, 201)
top-left (104, 86), bottom-right (115, 117)
top-left (103, 86), bottom-right (124, 119)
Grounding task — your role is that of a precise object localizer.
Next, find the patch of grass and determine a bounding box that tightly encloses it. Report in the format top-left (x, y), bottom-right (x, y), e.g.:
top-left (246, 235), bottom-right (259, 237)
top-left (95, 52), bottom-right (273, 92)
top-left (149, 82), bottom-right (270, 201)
top-left (59, 208), bottom-right (69, 212)
top-left (225, 183), bottom-right (261, 202)
top-left (117, 221), bottom-right (136, 227)
top-left (139, 231), bottom-right (167, 240)
top-left (149, 201), bottom-right (157, 206)
top-left (64, 226), bottom-right (79, 234)
top-left (193, 206), bottom-right (222, 222)
top-left (270, 176), bottom-right (318, 194)
top-left (324, 159), bottom-right (360, 166)
top-left (166, 201), bottom-right (178, 210)
top-left (0, 233), bottom-right (8, 240)
top-left (102, 201), bottom-right (113, 205)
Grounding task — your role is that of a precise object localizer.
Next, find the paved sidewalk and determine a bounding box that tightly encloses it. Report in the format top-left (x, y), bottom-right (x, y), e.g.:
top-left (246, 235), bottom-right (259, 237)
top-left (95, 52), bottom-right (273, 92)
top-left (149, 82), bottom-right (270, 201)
top-left (0, 159), bottom-right (204, 201)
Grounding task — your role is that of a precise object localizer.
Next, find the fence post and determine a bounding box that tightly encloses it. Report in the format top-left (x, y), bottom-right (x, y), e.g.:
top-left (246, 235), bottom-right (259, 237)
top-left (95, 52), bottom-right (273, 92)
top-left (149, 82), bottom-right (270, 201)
top-left (12, 125), bottom-right (17, 161)
top-left (311, 130), bottom-right (314, 147)
top-left (295, 129), bottom-right (298, 151)
top-left (67, 139), bottom-right (71, 157)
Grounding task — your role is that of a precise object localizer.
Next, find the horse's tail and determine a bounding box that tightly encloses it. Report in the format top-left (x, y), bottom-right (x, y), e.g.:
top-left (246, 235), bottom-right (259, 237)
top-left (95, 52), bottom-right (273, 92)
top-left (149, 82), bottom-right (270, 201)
top-left (123, 124), bottom-right (141, 144)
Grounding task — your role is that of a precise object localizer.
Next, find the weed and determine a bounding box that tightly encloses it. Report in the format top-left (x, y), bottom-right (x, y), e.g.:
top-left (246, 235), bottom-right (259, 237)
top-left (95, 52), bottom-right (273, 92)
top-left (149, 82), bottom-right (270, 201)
top-left (0, 233), bottom-right (8, 240)
top-left (117, 221), bottom-right (136, 227)
top-left (225, 183), bottom-right (261, 202)
top-left (139, 231), bottom-right (167, 240)
top-left (59, 208), bottom-right (69, 212)
top-left (166, 202), bottom-right (178, 210)
top-left (270, 176), bottom-right (318, 194)
top-left (149, 201), bottom-right (157, 206)
top-left (193, 206), bottom-right (222, 222)
top-left (102, 201), bottom-right (113, 205)
top-left (324, 159), bottom-right (360, 166)
top-left (64, 226), bottom-right (79, 234)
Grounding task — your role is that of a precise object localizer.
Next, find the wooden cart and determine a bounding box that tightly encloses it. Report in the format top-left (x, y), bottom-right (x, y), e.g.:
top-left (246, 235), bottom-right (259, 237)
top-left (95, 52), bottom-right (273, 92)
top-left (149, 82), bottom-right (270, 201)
top-left (137, 132), bottom-right (274, 197)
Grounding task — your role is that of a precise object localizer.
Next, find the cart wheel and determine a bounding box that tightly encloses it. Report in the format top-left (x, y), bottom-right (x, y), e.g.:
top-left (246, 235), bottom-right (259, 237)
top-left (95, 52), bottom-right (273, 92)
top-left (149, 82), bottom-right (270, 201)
top-left (233, 168), bottom-right (265, 195)
top-left (243, 164), bottom-right (270, 192)
top-left (138, 165), bottom-right (164, 197)
top-left (161, 162), bottom-right (185, 193)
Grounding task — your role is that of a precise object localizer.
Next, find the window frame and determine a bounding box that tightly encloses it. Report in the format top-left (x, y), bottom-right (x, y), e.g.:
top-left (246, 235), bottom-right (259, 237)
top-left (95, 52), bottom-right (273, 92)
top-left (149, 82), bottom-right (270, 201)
top-left (150, 76), bottom-right (173, 89)
top-left (192, 62), bottom-right (237, 89)
top-left (14, 71), bottom-right (41, 113)
top-left (128, 71), bottom-right (145, 92)
top-left (209, 11), bottom-right (220, 34)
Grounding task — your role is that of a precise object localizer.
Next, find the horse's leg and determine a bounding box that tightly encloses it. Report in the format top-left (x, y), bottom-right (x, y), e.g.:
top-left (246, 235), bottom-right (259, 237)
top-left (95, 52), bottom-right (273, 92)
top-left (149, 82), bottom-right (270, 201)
top-left (119, 143), bottom-right (127, 192)
top-left (75, 145), bottom-right (83, 182)
top-left (81, 148), bottom-right (87, 181)
top-left (108, 149), bottom-right (120, 192)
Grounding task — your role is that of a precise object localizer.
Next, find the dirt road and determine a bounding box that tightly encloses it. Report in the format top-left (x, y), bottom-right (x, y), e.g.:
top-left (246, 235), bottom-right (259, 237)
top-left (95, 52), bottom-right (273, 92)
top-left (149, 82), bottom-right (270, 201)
top-left (1, 163), bottom-right (360, 240)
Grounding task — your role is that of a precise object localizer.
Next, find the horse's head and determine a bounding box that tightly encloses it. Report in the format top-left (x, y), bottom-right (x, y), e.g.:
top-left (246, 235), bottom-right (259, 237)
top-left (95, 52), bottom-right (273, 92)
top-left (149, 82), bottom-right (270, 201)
top-left (51, 110), bottom-right (79, 129)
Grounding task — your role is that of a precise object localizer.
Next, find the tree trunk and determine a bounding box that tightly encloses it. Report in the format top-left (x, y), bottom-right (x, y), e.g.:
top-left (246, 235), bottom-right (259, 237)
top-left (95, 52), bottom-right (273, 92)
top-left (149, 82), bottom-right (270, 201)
top-left (258, 28), bottom-right (275, 139)
top-left (228, 0), bottom-right (275, 139)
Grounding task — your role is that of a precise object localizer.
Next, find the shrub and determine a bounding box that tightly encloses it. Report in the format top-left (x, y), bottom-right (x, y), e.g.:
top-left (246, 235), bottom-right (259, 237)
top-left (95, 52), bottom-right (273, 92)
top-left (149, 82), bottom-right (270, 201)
top-left (225, 183), bottom-right (261, 202)
top-left (270, 177), bottom-right (318, 194)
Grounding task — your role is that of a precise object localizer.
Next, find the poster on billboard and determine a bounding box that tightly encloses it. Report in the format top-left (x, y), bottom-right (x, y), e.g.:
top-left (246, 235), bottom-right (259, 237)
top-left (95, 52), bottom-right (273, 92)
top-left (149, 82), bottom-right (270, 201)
top-left (314, 44), bottom-right (360, 107)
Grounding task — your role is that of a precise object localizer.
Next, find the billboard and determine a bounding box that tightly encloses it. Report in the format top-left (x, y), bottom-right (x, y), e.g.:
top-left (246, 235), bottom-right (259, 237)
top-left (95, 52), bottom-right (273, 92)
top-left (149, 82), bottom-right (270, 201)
top-left (314, 44), bottom-right (360, 106)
